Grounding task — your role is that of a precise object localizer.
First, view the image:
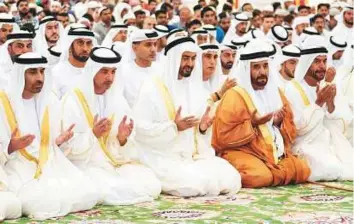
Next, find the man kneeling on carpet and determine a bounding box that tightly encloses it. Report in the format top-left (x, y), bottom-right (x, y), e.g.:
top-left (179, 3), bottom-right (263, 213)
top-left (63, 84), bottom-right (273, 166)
top-left (212, 39), bottom-right (311, 188)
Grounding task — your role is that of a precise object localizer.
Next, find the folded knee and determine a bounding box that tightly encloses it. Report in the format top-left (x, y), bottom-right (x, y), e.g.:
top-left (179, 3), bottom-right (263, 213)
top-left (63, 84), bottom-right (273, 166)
top-left (240, 169), bottom-right (273, 188)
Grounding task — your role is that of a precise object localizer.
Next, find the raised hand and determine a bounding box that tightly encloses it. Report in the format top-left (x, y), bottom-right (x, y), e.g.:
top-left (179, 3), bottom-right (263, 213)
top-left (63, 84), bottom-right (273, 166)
top-left (92, 115), bottom-right (112, 138)
top-left (273, 107), bottom-right (285, 127)
top-left (117, 115), bottom-right (134, 146)
top-left (199, 106), bottom-right (215, 133)
top-left (326, 84), bottom-right (337, 113)
top-left (325, 67), bottom-right (336, 83)
top-left (219, 78), bottom-right (237, 97)
top-left (8, 128), bottom-right (35, 154)
top-left (174, 106), bottom-right (199, 131)
top-left (251, 110), bottom-right (273, 126)
top-left (56, 124), bottom-right (75, 146)
top-left (315, 83), bottom-right (331, 107)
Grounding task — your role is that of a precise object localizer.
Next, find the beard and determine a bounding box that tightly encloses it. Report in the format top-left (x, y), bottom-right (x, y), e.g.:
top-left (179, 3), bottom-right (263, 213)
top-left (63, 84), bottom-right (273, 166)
top-left (30, 81), bottom-right (44, 93)
top-left (308, 68), bottom-right (326, 81)
top-left (71, 46), bottom-right (89, 62)
top-left (179, 66), bottom-right (193, 78)
top-left (345, 18), bottom-right (353, 26)
top-left (221, 61), bottom-right (233, 70)
top-left (45, 34), bottom-right (59, 44)
top-left (19, 11), bottom-right (29, 18)
top-left (251, 75), bottom-right (268, 88)
top-left (284, 66), bottom-right (295, 79)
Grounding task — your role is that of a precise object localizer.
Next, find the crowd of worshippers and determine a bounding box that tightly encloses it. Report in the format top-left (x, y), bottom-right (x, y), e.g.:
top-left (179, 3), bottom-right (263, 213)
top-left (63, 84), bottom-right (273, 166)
top-left (0, 0), bottom-right (353, 221)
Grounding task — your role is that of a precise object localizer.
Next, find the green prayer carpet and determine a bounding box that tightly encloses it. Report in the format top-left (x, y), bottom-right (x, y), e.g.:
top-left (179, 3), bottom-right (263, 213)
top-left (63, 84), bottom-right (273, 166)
top-left (5, 182), bottom-right (353, 224)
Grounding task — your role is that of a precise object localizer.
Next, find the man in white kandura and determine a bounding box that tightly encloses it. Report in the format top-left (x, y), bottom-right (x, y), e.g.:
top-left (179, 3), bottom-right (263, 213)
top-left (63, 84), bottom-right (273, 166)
top-left (133, 36), bottom-right (241, 197)
top-left (283, 36), bottom-right (353, 181)
top-left (0, 53), bottom-right (98, 220)
top-left (60, 47), bottom-right (161, 205)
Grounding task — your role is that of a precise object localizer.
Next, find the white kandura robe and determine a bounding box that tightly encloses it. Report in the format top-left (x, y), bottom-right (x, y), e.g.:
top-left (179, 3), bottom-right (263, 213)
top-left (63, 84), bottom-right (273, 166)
top-left (60, 91), bottom-right (161, 205)
top-left (283, 80), bottom-right (353, 181)
top-left (0, 96), bottom-right (98, 220)
top-left (132, 76), bottom-right (241, 197)
top-left (52, 61), bottom-right (84, 99)
top-left (121, 61), bottom-right (160, 108)
top-left (0, 166), bottom-right (21, 222)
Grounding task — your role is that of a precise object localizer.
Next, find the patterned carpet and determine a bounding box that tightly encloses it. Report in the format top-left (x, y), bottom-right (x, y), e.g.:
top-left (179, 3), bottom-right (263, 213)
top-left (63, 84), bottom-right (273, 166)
top-left (5, 182), bottom-right (353, 224)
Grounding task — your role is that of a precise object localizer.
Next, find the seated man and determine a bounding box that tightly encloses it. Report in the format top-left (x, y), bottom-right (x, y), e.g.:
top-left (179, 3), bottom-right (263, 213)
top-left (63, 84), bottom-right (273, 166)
top-left (0, 53), bottom-right (98, 220)
top-left (212, 39), bottom-right (310, 188)
top-left (60, 47), bottom-right (161, 205)
top-left (133, 36), bottom-right (241, 197)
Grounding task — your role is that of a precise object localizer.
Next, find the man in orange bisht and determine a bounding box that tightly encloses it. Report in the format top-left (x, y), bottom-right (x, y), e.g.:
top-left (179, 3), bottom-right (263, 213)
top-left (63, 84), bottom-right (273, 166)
top-left (212, 39), bottom-right (310, 188)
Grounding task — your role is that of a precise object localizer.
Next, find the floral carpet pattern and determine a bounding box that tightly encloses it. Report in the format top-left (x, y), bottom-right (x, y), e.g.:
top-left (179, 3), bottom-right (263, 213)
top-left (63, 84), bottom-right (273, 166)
top-left (5, 182), bottom-right (353, 224)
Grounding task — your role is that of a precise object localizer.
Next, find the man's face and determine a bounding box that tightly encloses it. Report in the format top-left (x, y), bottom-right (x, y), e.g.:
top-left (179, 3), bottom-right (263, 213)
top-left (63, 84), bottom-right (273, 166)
top-left (188, 24), bottom-right (201, 34)
top-left (179, 8), bottom-right (191, 23)
top-left (179, 51), bottom-right (196, 78)
top-left (24, 67), bottom-right (45, 95)
top-left (51, 5), bottom-right (61, 13)
top-left (263, 17), bottom-right (274, 32)
top-left (250, 60), bottom-right (269, 90)
top-left (275, 15), bottom-right (284, 25)
top-left (196, 34), bottom-right (208, 45)
top-left (113, 30), bottom-right (127, 42)
top-left (220, 49), bottom-right (236, 70)
top-left (313, 18), bottom-right (325, 33)
top-left (295, 23), bottom-right (309, 35)
top-left (329, 16), bottom-right (337, 30)
top-left (101, 9), bottom-right (112, 23)
top-left (194, 9), bottom-right (201, 20)
top-left (156, 13), bottom-right (168, 25)
top-left (45, 21), bottom-right (60, 45)
top-left (126, 18), bottom-right (136, 26)
top-left (202, 10), bottom-right (215, 25)
top-left (219, 17), bottom-right (231, 32)
top-left (252, 15), bottom-right (263, 28)
top-left (199, 0), bottom-right (206, 7)
top-left (143, 17), bottom-right (156, 29)
top-left (298, 8), bottom-right (309, 16)
top-left (136, 13), bottom-right (147, 28)
top-left (157, 36), bottom-right (167, 49)
top-left (202, 51), bottom-right (218, 79)
top-left (306, 55), bottom-right (327, 81)
top-left (132, 39), bottom-right (157, 62)
top-left (8, 40), bottom-right (32, 59)
top-left (242, 4), bottom-right (253, 12)
top-left (344, 10), bottom-right (353, 27)
top-left (70, 38), bottom-right (93, 62)
top-left (93, 67), bottom-right (116, 93)
top-left (57, 15), bottom-right (69, 28)
top-left (148, 1), bottom-right (157, 12)
top-left (18, 1), bottom-right (29, 15)
top-left (236, 22), bottom-right (247, 35)
top-left (281, 59), bottom-right (298, 78)
top-left (318, 6), bottom-right (329, 17)
top-left (0, 24), bottom-right (13, 44)
top-left (333, 50), bottom-right (344, 60)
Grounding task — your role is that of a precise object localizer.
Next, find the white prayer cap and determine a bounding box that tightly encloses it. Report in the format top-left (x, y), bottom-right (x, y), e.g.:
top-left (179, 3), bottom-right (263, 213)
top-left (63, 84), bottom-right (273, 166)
top-left (263, 5), bottom-right (274, 12)
top-left (87, 1), bottom-right (101, 9)
top-left (267, 25), bottom-right (289, 43)
top-left (74, 2), bottom-right (88, 19)
top-left (234, 38), bottom-right (283, 115)
top-left (101, 23), bottom-right (128, 46)
top-left (329, 7), bottom-right (340, 16)
top-left (51, 1), bottom-right (61, 8)
top-left (153, 25), bottom-right (169, 38)
top-left (275, 9), bottom-right (289, 16)
top-left (243, 11), bottom-right (253, 19)
top-left (294, 35), bottom-right (328, 81)
top-left (130, 29), bottom-right (159, 42)
top-left (8, 53), bottom-right (51, 131)
top-left (288, 5), bottom-right (296, 12)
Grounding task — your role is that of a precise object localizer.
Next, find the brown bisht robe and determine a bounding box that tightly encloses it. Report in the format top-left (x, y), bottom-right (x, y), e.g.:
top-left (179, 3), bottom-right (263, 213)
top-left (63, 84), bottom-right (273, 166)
top-left (212, 86), bottom-right (310, 188)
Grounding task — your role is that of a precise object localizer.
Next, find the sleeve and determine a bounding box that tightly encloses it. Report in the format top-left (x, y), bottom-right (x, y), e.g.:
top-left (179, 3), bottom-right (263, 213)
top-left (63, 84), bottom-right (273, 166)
top-left (212, 89), bottom-right (256, 152)
top-left (132, 80), bottom-right (179, 147)
top-left (59, 93), bottom-right (99, 157)
top-left (0, 108), bottom-right (14, 164)
top-left (278, 90), bottom-right (297, 143)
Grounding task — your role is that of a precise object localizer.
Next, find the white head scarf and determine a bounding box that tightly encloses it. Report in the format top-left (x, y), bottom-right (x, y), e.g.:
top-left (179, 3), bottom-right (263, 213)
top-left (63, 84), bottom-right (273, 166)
top-left (33, 16), bottom-right (65, 57)
top-left (59, 28), bottom-right (97, 62)
top-left (327, 35), bottom-right (348, 68)
top-left (47, 45), bottom-right (62, 67)
top-left (223, 13), bottom-right (249, 44)
top-left (196, 43), bottom-right (223, 93)
top-left (291, 16), bottom-right (310, 46)
top-left (163, 36), bottom-right (206, 116)
top-left (7, 53), bottom-right (51, 139)
top-left (113, 2), bottom-right (131, 23)
top-left (202, 24), bottom-right (217, 43)
top-left (336, 44), bottom-right (354, 82)
top-left (235, 39), bottom-right (283, 116)
top-left (0, 13), bottom-right (19, 32)
top-left (335, 5), bottom-right (353, 24)
top-left (0, 30), bottom-right (34, 73)
top-left (245, 28), bottom-right (266, 41)
top-left (101, 23), bottom-right (128, 46)
top-left (78, 47), bottom-right (123, 117)
top-left (298, 26), bottom-right (322, 48)
top-left (190, 28), bottom-right (209, 44)
top-left (294, 35), bottom-right (328, 82)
